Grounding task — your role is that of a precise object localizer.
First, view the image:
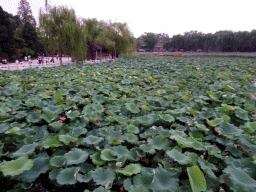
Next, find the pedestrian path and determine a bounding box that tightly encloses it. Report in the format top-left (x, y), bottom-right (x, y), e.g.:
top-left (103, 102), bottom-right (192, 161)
top-left (0, 57), bottom-right (118, 71)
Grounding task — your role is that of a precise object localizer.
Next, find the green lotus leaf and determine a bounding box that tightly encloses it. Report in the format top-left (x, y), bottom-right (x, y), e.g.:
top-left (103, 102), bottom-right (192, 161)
top-left (198, 158), bottom-right (217, 179)
top-left (0, 123), bottom-right (10, 133)
top-left (137, 115), bottom-right (155, 126)
top-left (125, 133), bottom-right (138, 144)
top-left (24, 136), bottom-right (35, 144)
top-left (64, 148), bottom-right (88, 165)
top-left (170, 135), bottom-right (194, 149)
top-left (72, 127), bottom-right (87, 136)
top-left (76, 172), bottom-right (93, 183)
top-left (223, 164), bottom-right (256, 191)
top-left (240, 122), bottom-right (256, 134)
top-left (224, 105), bottom-right (235, 111)
top-left (38, 92), bottom-right (51, 99)
top-left (43, 105), bottom-right (63, 114)
top-left (59, 135), bottom-right (78, 145)
top-left (60, 89), bottom-right (69, 95)
top-left (196, 124), bottom-right (209, 132)
top-left (111, 145), bottom-right (130, 162)
top-left (222, 115), bottom-right (230, 121)
top-left (92, 95), bottom-right (106, 104)
top-left (0, 107), bottom-right (11, 113)
top-left (42, 136), bottom-right (63, 148)
top-left (125, 103), bottom-right (140, 113)
top-left (11, 143), bottom-right (38, 158)
top-left (205, 145), bottom-right (222, 156)
top-left (90, 151), bottom-right (105, 165)
top-left (15, 111), bottom-right (27, 119)
top-left (42, 111), bottom-right (58, 123)
top-left (166, 149), bottom-right (192, 165)
top-left (116, 164), bottom-right (141, 176)
top-left (53, 90), bottom-right (64, 105)
top-left (133, 171), bottom-right (153, 190)
top-left (114, 115), bottom-right (128, 124)
top-left (49, 169), bottom-right (61, 181)
top-left (92, 167), bottom-right (115, 185)
top-left (147, 135), bottom-right (169, 150)
top-left (139, 143), bottom-right (156, 154)
top-left (235, 108), bottom-right (249, 120)
top-left (141, 105), bottom-right (151, 111)
top-left (19, 157), bottom-right (49, 182)
top-left (26, 113), bottom-right (41, 123)
top-left (92, 104), bottom-right (105, 113)
top-left (218, 122), bottom-right (243, 137)
top-left (25, 98), bottom-right (38, 107)
top-left (50, 156), bottom-right (66, 167)
top-left (187, 166), bottom-right (207, 192)
top-left (66, 110), bottom-right (80, 119)
top-left (3, 89), bottom-right (16, 96)
top-left (158, 114), bottom-right (175, 123)
top-left (129, 185), bottom-right (149, 192)
top-left (150, 166), bottom-right (179, 192)
top-left (79, 163), bottom-right (96, 173)
top-left (6, 98), bottom-right (22, 109)
top-left (100, 148), bottom-right (116, 161)
top-left (127, 124), bottom-right (140, 134)
top-left (0, 156), bottom-right (33, 177)
top-left (56, 167), bottom-right (79, 185)
top-left (49, 121), bottom-right (63, 129)
top-left (83, 135), bottom-right (103, 145)
top-left (207, 118), bottom-right (223, 127)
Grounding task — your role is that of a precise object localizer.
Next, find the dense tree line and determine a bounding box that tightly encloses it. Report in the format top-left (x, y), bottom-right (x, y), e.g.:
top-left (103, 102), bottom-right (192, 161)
top-left (0, 0), bottom-right (44, 62)
top-left (1, 0), bottom-right (136, 62)
top-left (163, 30), bottom-right (256, 52)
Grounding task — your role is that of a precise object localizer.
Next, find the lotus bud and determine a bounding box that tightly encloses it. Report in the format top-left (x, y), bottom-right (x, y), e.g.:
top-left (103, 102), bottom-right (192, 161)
top-left (222, 94), bottom-right (227, 98)
top-left (152, 169), bottom-right (156, 174)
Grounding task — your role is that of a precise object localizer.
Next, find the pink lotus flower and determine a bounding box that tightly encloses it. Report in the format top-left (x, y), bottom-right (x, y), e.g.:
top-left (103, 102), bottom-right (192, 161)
top-left (95, 119), bottom-right (100, 123)
top-left (249, 68), bottom-right (252, 70)
top-left (170, 67), bottom-right (173, 69)
top-left (72, 80), bottom-right (75, 82)
top-left (216, 130), bottom-right (221, 135)
top-left (203, 152), bottom-right (206, 155)
top-left (60, 117), bottom-right (66, 121)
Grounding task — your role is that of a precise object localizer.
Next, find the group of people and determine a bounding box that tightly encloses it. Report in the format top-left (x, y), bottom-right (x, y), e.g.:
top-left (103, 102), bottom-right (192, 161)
top-left (15, 55), bottom-right (32, 67)
top-left (38, 56), bottom-right (55, 64)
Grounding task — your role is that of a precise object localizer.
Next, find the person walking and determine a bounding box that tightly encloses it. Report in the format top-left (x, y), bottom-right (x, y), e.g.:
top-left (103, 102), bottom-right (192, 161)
top-left (24, 56), bottom-right (27, 65)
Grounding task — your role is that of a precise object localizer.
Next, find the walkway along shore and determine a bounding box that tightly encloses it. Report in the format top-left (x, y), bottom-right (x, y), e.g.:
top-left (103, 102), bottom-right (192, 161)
top-left (0, 57), bottom-right (120, 71)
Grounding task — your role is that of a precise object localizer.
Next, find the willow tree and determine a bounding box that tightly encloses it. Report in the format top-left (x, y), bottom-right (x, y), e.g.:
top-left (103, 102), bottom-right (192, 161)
top-left (95, 20), bottom-right (136, 58)
top-left (39, 5), bottom-right (87, 64)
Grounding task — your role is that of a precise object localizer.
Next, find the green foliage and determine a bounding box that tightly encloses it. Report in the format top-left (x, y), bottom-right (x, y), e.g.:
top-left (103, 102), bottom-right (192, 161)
top-left (187, 166), bottom-right (207, 192)
top-left (0, 56), bottom-right (255, 191)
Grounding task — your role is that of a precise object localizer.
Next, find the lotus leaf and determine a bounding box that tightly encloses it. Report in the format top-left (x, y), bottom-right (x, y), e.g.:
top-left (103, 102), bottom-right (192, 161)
top-left (92, 167), bottom-right (115, 185)
top-left (0, 156), bottom-right (33, 177)
top-left (56, 167), bottom-right (79, 185)
top-left (64, 148), bottom-right (89, 165)
top-left (187, 166), bottom-right (207, 192)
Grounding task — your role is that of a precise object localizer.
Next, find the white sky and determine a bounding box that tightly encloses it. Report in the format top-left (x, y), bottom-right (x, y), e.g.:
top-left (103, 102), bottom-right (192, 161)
top-left (1, 0), bottom-right (256, 38)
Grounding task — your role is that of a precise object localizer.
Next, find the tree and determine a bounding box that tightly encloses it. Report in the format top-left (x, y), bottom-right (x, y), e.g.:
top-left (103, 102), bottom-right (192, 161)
top-left (39, 5), bottom-right (87, 64)
top-left (0, 6), bottom-right (16, 60)
top-left (142, 32), bottom-right (158, 51)
top-left (22, 22), bottom-right (38, 54)
top-left (17, 0), bottom-right (36, 27)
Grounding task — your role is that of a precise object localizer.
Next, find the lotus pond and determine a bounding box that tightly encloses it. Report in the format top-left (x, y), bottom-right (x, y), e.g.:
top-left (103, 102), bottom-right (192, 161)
top-left (0, 55), bottom-right (256, 192)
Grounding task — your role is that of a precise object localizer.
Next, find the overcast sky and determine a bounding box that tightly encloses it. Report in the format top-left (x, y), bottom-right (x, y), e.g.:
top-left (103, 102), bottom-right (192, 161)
top-left (1, 0), bottom-right (256, 38)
